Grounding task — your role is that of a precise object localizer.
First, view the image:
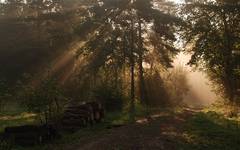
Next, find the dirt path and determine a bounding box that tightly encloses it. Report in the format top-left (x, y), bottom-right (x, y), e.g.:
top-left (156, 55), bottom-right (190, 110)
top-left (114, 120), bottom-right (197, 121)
top-left (69, 108), bottom-right (201, 150)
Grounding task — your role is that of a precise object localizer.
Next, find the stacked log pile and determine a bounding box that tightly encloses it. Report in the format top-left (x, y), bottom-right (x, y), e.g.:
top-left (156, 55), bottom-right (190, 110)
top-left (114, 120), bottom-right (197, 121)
top-left (0, 101), bottom-right (104, 147)
top-left (0, 133), bottom-right (12, 150)
top-left (61, 101), bottom-right (104, 132)
top-left (1, 125), bottom-right (57, 147)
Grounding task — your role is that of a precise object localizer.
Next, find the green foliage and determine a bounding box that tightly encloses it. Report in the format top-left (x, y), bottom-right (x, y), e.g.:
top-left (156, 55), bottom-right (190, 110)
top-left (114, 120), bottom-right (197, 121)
top-left (181, 0), bottom-right (240, 101)
top-left (0, 79), bottom-right (12, 112)
top-left (0, 0), bottom-right (184, 119)
top-left (0, 0), bottom-right (82, 83)
top-left (71, 0), bottom-right (183, 118)
top-left (94, 83), bottom-right (124, 112)
top-left (0, 112), bottom-right (37, 133)
top-left (76, 0), bottom-right (181, 70)
top-left (144, 71), bottom-right (169, 106)
top-left (18, 76), bottom-right (68, 124)
top-left (181, 111), bottom-right (240, 150)
top-left (164, 66), bottom-right (189, 104)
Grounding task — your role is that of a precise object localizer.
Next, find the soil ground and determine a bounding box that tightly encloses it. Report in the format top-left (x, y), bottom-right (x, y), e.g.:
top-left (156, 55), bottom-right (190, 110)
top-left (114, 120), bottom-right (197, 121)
top-left (18, 106), bottom-right (240, 150)
top-left (68, 108), bottom-right (200, 150)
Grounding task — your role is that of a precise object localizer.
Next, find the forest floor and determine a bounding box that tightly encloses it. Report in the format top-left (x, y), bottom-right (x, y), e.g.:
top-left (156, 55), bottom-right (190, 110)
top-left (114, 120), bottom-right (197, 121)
top-left (68, 107), bottom-right (198, 150)
top-left (22, 106), bottom-right (240, 150)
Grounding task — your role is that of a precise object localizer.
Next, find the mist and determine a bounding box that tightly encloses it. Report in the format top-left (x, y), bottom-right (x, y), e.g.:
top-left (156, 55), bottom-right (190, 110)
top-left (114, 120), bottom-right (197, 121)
top-left (173, 52), bottom-right (218, 107)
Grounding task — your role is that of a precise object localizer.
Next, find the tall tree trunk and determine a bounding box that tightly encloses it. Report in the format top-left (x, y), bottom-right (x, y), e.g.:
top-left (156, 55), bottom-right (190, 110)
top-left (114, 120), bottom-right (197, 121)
top-left (121, 33), bottom-right (127, 97)
top-left (129, 16), bottom-right (135, 121)
top-left (137, 17), bottom-right (146, 104)
top-left (137, 18), bottom-right (150, 118)
top-left (222, 12), bottom-right (234, 101)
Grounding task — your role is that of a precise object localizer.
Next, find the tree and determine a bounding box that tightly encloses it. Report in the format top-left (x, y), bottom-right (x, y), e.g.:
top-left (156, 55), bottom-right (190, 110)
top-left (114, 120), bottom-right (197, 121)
top-left (181, 0), bottom-right (240, 102)
top-left (0, 0), bottom-right (88, 83)
top-left (73, 0), bottom-right (182, 118)
top-left (18, 76), bottom-right (67, 125)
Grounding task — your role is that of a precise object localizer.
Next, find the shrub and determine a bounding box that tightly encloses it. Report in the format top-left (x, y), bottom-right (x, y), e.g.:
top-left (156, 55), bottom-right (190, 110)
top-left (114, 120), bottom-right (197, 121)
top-left (0, 79), bottom-right (12, 112)
top-left (94, 84), bottom-right (123, 112)
top-left (18, 77), bottom-right (68, 125)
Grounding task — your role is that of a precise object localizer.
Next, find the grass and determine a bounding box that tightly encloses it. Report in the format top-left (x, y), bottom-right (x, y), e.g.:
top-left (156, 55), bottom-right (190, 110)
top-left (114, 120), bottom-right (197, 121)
top-left (2, 102), bottom-right (240, 150)
top-left (13, 103), bottom-right (162, 150)
top-left (16, 111), bottom-right (131, 150)
top-left (0, 104), bottom-right (38, 133)
top-left (179, 111), bottom-right (240, 150)
top-left (0, 102), bottom-right (144, 150)
top-left (0, 102), bottom-right (37, 131)
top-left (0, 112), bottom-right (37, 132)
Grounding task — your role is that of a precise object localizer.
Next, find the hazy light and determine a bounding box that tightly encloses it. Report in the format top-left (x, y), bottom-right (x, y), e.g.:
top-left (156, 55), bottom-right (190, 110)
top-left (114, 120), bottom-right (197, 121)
top-left (169, 0), bottom-right (184, 4)
top-left (174, 52), bottom-right (218, 106)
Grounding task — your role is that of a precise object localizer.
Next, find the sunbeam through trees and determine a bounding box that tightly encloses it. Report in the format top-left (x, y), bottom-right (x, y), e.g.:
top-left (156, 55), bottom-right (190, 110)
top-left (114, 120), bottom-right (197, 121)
top-left (0, 0), bottom-right (239, 149)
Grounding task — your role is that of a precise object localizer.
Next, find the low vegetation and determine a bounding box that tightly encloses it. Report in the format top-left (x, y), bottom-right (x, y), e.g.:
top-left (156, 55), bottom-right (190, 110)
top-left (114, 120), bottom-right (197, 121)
top-left (180, 111), bottom-right (240, 150)
top-left (0, 113), bottom-right (37, 133)
top-left (0, 0), bottom-right (239, 149)
top-left (1, 102), bottom-right (240, 150)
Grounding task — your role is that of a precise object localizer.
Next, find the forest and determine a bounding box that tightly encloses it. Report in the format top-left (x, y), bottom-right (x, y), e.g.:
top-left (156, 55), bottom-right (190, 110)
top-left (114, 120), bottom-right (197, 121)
top-left (0, 0), bottom-right (239, 149)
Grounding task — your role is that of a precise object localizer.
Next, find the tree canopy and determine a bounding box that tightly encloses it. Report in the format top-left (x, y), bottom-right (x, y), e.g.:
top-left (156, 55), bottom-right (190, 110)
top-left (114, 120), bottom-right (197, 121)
top-left (181, 0), bottom-right (240, 102)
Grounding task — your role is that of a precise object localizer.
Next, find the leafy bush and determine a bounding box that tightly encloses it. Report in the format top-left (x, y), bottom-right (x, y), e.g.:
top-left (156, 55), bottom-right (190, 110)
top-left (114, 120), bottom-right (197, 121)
top-left (18, 77), bottom-right (68, 125)
top-left (162, 66), bottom-right (189, 105)
top-left (94, 84), bottom-right (123, 112)
top-left (144, 71), bottom-right (169, 106)
top-left (0, 79), bottom-right (12, 112)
